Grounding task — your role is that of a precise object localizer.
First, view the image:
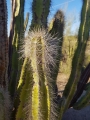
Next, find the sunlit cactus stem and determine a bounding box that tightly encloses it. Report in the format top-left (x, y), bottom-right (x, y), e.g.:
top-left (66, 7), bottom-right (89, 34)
top-left (16, 28), bottom-right (61, 120)
top-left (59, 0), bottom-right (90, 119)
top-left (49, 10), bottom-right (64, 100)
top-left (9, 0), bottom-right (25, 98)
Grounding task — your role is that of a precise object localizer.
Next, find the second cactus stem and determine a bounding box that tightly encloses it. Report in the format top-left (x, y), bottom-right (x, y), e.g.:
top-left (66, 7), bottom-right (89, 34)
top-left (59, 0), bottom-right (90, 119)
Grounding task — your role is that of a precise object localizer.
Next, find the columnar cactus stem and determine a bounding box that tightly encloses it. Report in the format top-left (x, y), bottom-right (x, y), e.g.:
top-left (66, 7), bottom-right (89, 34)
top-left (31, 0), bottom-right (43, 28)
top-left (41, 0), bottom-right (51, 28)
top-left (49, 11), bottom-right (64, 103)
top-left (30, 0), bottom-right (51, 28)
top-left (9, 0), bottom-right (25, 98)
top-left (16, 28), bottom-right (60, 120)
top-left (11, 58), bottom-right (28, 120)
top-left (0, 1), bottom-right (11, 120)
top-left (24, 12), bottom-right (29, 32)
top-left (0, 0), bottom-right (8, 87)
top-left (8, 0), bottom-right (16, 80)
top-left (50, 10), bottom-right (64, 39)
top-left (59, 0), bottom-right (90, 119)
top-left (50, 10), bottom-right (64, 78)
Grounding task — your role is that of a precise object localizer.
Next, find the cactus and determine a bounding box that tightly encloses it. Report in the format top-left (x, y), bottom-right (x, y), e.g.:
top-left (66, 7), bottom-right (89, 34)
top-left (9, 0), bottom-right (25, 98)
top-left (50, 10), bottom-right (64, 76)
top-left (59, 0), bottom-right (90, 119)
top-left (30, 0), bottom-right (51, 28)
top-left (50, 10), bottom-right (64, 38)
top-left (16, 28), bottom-right (60, 120)
top-left (8, 0), bottom-right (16, 79)
top-left (0, 1), bottom-right (11, 120)
top-left (0, 0), bottom-right (8, 87)
top-left (41, 0), bottom-right (51, 28)
top-left (24, 12), bottom-right (30, 32)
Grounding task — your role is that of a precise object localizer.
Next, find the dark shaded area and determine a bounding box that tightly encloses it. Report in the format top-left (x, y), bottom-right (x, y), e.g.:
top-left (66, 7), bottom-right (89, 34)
top-left (69, 63), bottom-right (90, 107)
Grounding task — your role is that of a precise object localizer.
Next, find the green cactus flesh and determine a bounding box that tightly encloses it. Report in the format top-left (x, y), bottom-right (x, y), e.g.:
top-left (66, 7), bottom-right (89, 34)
top-left (16, 30), bottom-right (49, 120)
top-left (31, 0), bottom-right (43, 27)
top-left (17, 58), bottom-right (28, 89)
top-left (9, 0), bottom-right (25, 98)
top-left (31, 0), bottom-right (51, 28)
top-left (41, 0), bottom-right (51, 27)
top-left (59, 0), bottom-right (90, 119)
top-left (16, 28), bottom-right (60, 120)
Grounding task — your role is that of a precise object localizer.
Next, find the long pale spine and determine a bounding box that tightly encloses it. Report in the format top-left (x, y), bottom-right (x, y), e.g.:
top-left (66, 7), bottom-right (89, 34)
top-left (16, 28), bottom-right (61, 120)
top-left (16, 30), bottom-right (50, 120)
